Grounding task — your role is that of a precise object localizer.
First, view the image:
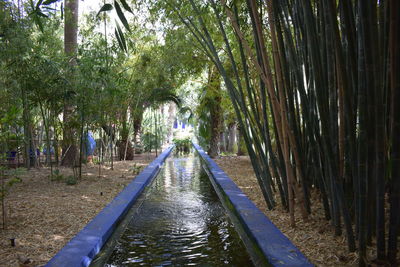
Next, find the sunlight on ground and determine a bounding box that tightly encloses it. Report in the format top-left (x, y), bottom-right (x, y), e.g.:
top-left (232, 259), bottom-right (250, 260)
top-left (51, 235), bottom-right (65, 241)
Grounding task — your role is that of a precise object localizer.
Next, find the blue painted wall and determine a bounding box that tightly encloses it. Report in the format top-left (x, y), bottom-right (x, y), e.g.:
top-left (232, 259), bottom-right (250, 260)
top-left (46, 146), bottom-right (174, 267)
top-left (193, 143), bottom-right (313, 267)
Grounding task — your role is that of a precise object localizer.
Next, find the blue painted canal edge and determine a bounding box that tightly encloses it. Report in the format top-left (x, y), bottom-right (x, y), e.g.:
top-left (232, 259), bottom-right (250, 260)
top-left (46, 145), bottom-right (174, 267)
top-left (193, 143), bottom-right (313, 267)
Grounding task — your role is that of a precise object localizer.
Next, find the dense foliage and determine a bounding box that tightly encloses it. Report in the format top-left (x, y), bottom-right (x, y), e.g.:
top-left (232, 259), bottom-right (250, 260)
top-left (147, 0), bottom-right (399, 265)
top-left (0, 0), bottom-right (399, 265)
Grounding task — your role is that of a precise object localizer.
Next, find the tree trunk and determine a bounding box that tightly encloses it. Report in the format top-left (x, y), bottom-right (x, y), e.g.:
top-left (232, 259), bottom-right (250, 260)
top-left (21, 87), bottom-right (31, 169)
top-left (167, 103), bottom-right (176, 143)
top-left (62, 0), bottom-right (79, 166)
top-left (388, 0), bottom-right (400, 263)
top-left (207, 66), bottom-right (222, 158)
top-left (236, 123), bottom-right (246, 156)
top-left (133, 114), bottom-right (143, 156)
top-left (39, 101), bottom-right (53, 178)
top-left (219, 131), bottom-right (226, 153)
top-left (227, 123), bottom-right (236, 153)
top-left (118, 110), bottom-right (134, 160)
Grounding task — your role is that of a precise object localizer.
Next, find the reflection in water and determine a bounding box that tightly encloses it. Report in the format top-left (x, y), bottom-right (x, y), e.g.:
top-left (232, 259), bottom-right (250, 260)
top-left (106, 153), bottom-right (254, 266)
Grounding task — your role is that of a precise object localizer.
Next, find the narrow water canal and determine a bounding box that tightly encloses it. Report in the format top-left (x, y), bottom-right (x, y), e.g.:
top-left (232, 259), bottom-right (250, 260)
top-left (102, 152), bottom-right (254, 266)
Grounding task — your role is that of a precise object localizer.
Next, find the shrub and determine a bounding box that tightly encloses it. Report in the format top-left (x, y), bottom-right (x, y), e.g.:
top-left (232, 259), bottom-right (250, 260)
top-left (65, 175), bottom-right (77, 185)
top-left (173, 137), bottom-right (191, 153)
top-left (50, 169), bottom-right (63, 181)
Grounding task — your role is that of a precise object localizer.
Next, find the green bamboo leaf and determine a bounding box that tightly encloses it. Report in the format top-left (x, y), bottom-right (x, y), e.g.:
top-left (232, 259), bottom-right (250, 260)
top-left (179, 106), bottom-right (193, 121)
top-left (115, 23), bottom-right (127, 52)
top-left (97, 3), bottom-right (113, 17)
top-left (118, 24), bottom-right (128, 52)
top-left (28, 8), bottom-right (45, 32)
top-left (36, 0), bottom-right (44, 9)
top-left (35, 16), bottom-right (44, 32)
top-left (118, 0), bottom-right (133, 14)
top-left (42, 0), bottom-right (60, 5)
top-left (37, 11), bottom-right (48, 17)
top-left (42, 6), bottom-right (57, 11)
top-left (29, 0), bottom-right (35, 11)
top-left (114, 0), bottom-right (130, 32)
top-left (115, 28), bottom-right (124, 52)
top-left (128, 39), bottom-right (135, 51)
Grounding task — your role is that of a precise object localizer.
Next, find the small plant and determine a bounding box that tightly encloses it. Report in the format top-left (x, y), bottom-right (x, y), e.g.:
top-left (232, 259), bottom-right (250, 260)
top-left (93, 157), bottom-right (101, 165)
top-left (220, 151), bottom-right (236, 157)
top-left (65, 175), bottom-right (77, 185)
top-left (129, 163), bottom-right (142, 175)
top-left (50, 169), bottom-right (63, 181)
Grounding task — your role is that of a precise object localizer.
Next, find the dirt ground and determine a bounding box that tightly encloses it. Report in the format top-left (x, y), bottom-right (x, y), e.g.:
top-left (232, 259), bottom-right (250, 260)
top-left (0, 153), bottom-right (156, 267)
top-left (214, 156), bottom-right (358, 266)
top-left (214, 156), bottom-right (395, 267)
top-left (0, 152), bottom-right (392, 267)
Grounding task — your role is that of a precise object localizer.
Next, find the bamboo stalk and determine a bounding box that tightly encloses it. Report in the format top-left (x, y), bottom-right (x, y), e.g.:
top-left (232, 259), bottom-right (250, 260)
top-left (388, 0), bottom-right (400, 263)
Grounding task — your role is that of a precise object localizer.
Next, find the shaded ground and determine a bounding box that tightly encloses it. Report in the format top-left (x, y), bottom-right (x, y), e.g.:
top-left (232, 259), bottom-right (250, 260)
top-left (0, 153), bottom-right (389, 267)
top-left (214, 156), bottom-right (375, 267)
top-left (0, 153), bottom-right (156, 267)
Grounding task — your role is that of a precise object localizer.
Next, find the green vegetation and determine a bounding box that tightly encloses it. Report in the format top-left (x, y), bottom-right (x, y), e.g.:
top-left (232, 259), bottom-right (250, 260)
top-left (65, 175), bottom-right (77, 186)
top-left (129, 163), bottom-right (142, 175)
top-left (50, 169), bottom-right (63, 181)
top-left (0, 0), bottom-right (399, 265)
top-left (173, 137), bottom-right (191, 153)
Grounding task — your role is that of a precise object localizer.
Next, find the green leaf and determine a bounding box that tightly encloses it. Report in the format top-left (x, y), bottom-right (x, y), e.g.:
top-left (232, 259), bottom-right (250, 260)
top-left (37, 11), bottom-right (48, 17)
top-left (36, 0), bottom-right (44, 9)
top-left (114, 0), bottom-right (130, 32)
top-left (7, 177), bottom-right (22, 187)
top-left (118, 0), bottom-right (133, 14)
top-left (97, 3), bottom-right (113, 17)
top-left (42, 6), bottom-right (57, 11)
top-left (29, 0), bottom-right (35, 11)
top-left (115, 28), bottom-right (124, 52)
top-left (29, 9), bottom-right (44, 32)
top-left (115, 22), bottom-right (127, 52)
top-left (128, 39), bottom-right (135, 51)
top-left (42, 0), bottom-right (60, 5)
top-left (179, 106), bottom-right (193, 121)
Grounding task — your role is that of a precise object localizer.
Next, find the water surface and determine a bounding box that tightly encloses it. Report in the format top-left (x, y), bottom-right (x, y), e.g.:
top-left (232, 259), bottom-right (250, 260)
top-left (105, 152), bottom-right (254, 266)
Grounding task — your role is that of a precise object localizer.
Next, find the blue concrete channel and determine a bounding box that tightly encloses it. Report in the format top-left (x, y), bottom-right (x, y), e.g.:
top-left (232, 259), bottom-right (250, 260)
top-left (46, 146), bottom-right (174, 267)
top-left (46, 144), bottom-right (313, 267)
top-left (193, 144), bottom-right (313, 267)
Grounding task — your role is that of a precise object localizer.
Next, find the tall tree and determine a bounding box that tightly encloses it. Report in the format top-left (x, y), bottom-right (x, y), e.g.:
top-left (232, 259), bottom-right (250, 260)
top-left (206, 65), bottom-right (222, 158)
top-left (388, 0), bottom-right (400, 263)
top-left (152, 0), bottom-right (397, 264)
top-left (62, 0), bottom-right (79, 166)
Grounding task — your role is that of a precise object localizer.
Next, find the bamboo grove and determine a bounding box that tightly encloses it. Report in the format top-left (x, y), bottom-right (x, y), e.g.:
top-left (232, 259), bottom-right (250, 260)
top-left (153, 0), bottom-right (400, 265)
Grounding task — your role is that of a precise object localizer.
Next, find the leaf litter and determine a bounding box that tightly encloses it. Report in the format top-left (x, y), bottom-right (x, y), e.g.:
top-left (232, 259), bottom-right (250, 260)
top-left (1, 153), bottom-right (397, 266)
top-left (0, 153), bottom-right (156, 267)
top-left (214, 155), bottom-right (386, 267)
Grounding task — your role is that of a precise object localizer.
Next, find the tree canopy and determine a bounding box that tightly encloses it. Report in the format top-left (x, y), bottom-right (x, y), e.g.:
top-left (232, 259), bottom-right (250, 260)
top-left (0, 0), bottom-right (399, 265)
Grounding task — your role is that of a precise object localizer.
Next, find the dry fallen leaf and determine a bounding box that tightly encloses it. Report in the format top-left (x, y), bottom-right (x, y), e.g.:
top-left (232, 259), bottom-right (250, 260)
top-left (214, 155), bottom-right (398, 267)
top-left (0, 153), bottom-right (156, 267)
